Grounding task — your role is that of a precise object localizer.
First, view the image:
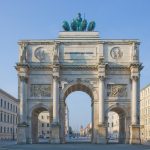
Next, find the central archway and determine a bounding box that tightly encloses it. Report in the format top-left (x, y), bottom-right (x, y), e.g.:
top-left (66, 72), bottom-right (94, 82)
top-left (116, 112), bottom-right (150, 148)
top-left (60, 83), bottom-right (95, 143)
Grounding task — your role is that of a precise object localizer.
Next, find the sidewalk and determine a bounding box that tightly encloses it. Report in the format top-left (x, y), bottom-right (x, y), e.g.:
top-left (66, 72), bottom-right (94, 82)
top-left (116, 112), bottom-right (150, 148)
top-left (0, 140), bottom-right (16, 147)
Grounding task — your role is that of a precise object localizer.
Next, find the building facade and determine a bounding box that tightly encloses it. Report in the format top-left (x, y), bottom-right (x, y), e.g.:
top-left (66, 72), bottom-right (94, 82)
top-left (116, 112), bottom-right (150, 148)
top-left (107, 112), bottom-right (119, 140)
top-left (140, 84), bottom-right (150, 143)
top-left (0, 89), bottom-right (18, 140)
top-left (38, 111), bottom-right (50, 139)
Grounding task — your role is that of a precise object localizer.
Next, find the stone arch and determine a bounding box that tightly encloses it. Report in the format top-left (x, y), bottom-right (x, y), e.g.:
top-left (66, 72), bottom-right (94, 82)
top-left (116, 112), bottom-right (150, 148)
top-left (105, 104), bottom-right (127, 144)
top-left (105, 103), bottom-right (127, 116)
top-left (29, 103), bottom-right (50, 117)
top-left (30, 103), bottom-right (50, 144)
top-left (62, 82), bottom-right (95, 101)
top-left (60, 82), bottom-right (96, 143)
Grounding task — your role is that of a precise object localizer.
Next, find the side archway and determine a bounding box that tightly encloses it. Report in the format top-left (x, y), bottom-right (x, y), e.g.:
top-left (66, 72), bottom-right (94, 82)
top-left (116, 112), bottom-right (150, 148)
top-left (30, 104), bottom-right (51, 143)
top-left (105, 104), bottom-right (127, 144)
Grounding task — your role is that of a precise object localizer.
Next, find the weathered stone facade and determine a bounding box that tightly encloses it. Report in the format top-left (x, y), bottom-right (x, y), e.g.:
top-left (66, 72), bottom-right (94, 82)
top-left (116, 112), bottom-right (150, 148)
top-left (16, 32), bottom-right (143, 144)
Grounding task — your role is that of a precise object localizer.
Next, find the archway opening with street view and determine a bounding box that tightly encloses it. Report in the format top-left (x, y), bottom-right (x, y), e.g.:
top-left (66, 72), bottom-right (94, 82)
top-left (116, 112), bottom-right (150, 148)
top-left (65, 91), bottom-right (92, 143)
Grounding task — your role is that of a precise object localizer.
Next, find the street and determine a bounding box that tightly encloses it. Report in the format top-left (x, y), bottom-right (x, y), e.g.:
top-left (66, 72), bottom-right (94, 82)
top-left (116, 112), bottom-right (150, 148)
top-left (0, 143), bottom-right (150, 150)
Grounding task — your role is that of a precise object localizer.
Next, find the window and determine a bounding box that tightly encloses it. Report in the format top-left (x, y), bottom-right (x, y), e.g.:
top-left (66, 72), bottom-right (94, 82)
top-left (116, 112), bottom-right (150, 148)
top-left (7, 114), bottom-right (9, 123)
top-left (145, 119), bottom-right (147, 125)
top-left (16, 117), bottom-right (18, 124)
top-left (41, 116), bottom-right (44, 119)
top-left (16, 106), bottom-right (17, 113)
top-left (42, 123), bottom-right (44, 127)
top-left (4, 127), bottom-right (6, 133)
top-left (13, 105), bottom-right (15, 112)
top-left (47, 123), bottom-right (49, 127)
top-left (10, 115), bottom-right (12, 123)
top-left (4, 113), bottom-right (6, 122)
top-left (7, 127), bottom-right (9, 133)
top-left (10, 128), bottom-right (12, 133)
top-left (10, 104), bottom-right (12, 110)
top-left (7, 102), bottom-right (9, 110)
top-left (0, 99), bottom-right (3, 107)
top-left (0, 127), bottom-right (2, 133)
top-left (47, 131), bottom-right (49, 134)
top-left (0, 112), bottom-right (2, 122)
top-left (13, 115), bottom-right (15, 124)
top-left (4, 101), bottom-right (6, 108)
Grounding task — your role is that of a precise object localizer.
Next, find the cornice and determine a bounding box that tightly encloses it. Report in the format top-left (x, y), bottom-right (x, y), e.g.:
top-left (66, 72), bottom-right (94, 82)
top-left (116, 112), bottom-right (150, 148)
top-left (18, 40), bottom-right (55, 45)
top-left (15, 63), bottom-right (29, 71)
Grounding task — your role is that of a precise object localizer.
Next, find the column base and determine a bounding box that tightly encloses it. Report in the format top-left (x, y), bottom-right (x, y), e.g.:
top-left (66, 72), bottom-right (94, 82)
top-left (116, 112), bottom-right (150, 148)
top-left (50, 123), bottom-right (60, 144)
top-left (17, 122), bottom-right (29, 144)
top-left (92, 124), bottom-right (107, 144)
top-left (129, 125), bottom-right (141, 144)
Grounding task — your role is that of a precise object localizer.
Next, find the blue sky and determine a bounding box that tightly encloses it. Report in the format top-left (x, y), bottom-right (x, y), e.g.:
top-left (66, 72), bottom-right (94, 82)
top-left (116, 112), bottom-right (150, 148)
top-left (0, 0), bottom-right (150, 130)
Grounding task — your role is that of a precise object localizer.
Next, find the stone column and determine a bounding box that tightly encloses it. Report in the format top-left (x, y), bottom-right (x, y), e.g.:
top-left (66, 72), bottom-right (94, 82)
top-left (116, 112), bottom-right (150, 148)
top-left (59, 100), bottom-right (66, 143)
top-left (99, 76), bottom-right (104, 124)
top-left (97, 64), bottom-right (107, 144)
top-left (17, 75), bottom-right (28, 144)
top-left (131, 76), bottom-right (138, 125)
top-left (19, 76), bottom-right (27, 123)
top-left (50, 71), bottom-right (60, 143)
top-left (130, 75), bottom-right (141, 144)
top-left (53, 76), bottom-right (59, 123)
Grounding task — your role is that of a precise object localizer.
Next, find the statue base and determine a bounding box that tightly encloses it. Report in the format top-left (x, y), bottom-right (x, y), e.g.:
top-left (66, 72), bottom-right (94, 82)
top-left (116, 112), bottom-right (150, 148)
top-left (17, 123), bottom-right (28, 144)
top-left (129, 125), bottom-right (141, 144)
top-left (92, 124), bottom-right (107, 144)
top-left (50, 123), bottom-right (60, 143)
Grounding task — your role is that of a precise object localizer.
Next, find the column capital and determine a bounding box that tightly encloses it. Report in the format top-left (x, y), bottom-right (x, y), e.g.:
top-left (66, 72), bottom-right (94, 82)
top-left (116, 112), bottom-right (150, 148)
top-left (99, 76), bottom-right (105, 81)
top-left (53, 75), bottom-right (59, 81)
top-left (131, 75), bottom-right (139, 81)
top-left (19, 75), bottom-right (28, 82)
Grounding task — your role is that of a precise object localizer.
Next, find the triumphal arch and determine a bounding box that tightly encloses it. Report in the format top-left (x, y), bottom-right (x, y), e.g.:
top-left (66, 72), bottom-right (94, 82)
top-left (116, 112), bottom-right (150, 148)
top-left (16, 14), bottom-right (142, 144)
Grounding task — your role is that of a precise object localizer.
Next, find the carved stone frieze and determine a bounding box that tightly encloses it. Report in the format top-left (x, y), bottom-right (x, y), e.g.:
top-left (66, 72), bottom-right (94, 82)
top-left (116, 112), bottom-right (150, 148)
top-left (107, 84), bottom-right (127, 97)
top-left (30, 84), bottom-right (51, 97)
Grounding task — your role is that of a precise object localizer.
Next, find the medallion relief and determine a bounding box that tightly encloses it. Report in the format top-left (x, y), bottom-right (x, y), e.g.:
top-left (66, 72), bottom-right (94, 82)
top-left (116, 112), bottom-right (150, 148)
top-left (107, 84), bottom-right (127, 97)
top-left (110, 47), bottom-right (123, 59)
top-left (30, 84), bottom-right (51, 97)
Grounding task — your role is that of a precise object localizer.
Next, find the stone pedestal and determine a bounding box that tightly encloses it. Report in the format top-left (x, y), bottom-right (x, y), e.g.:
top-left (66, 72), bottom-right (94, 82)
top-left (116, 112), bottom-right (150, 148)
top-left (97, 124), bottom-right (107, 144)
top-left (129, 125), bottom-right (141, 144)
top-left (50, 123), bottom-right (60, 143)
top-left (17, 123), bottom-right (28, 144)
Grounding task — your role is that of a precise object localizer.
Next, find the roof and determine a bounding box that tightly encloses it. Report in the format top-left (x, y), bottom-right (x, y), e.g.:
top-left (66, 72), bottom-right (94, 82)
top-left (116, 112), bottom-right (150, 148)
top-left (140, 83), bottom-right (150, 92)
top-left (0, 88), bottom-right (18, 102)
